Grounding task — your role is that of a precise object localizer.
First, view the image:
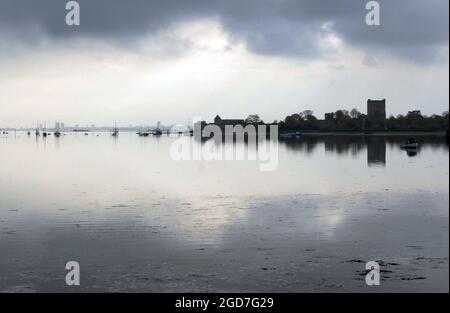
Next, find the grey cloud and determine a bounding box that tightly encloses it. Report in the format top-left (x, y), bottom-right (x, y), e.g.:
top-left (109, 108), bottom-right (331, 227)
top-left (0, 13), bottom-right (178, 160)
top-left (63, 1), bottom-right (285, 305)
top-left (0, 0), bottom-right (448, 63)
top-left (363, 54), bottom-right (377, 67)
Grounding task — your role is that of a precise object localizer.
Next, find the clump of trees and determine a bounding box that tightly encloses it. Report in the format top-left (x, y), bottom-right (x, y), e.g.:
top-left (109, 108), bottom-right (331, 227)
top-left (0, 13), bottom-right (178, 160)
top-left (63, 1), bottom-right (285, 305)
top-left (321, 109), bottom-right (366, 131)
top-left (386, 111), bottom-right (449, 131)
top-left (279, 110), bottom-right (320, 130)
top-left (245, 114), bottom-right (263, 124)
top-left (279, 109), bottom-right (365, 131)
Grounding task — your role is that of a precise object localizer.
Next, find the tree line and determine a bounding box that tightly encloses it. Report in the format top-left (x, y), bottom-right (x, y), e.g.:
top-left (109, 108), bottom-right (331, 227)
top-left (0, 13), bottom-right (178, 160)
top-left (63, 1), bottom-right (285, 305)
top-left (271, 109), bottom-right (449, 131)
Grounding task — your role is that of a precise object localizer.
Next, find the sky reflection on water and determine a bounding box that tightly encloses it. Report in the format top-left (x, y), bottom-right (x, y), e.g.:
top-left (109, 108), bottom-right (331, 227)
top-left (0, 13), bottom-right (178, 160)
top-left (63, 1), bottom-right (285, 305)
top-left (0, 133), bottom-right (448, 292)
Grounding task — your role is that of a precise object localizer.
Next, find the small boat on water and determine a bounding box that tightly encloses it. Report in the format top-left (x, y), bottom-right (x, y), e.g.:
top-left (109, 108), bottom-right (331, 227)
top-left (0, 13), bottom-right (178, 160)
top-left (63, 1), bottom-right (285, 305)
top-left (279, 131), bottom-right (302, 139)
top-left (137, 129), bottom-right (150, 137)
top-left (401, 138), bottom-right (418, 149)
top-left (35, 121), bottom-right (40, 136)
top-left (111, 122), bottom-right (119, 137)
top-left (54, 121), bottom-right (61, 137)
top-left (153, 129), bottom-right (163, 136)
top-left (42, 122), bottom-right (48, 137)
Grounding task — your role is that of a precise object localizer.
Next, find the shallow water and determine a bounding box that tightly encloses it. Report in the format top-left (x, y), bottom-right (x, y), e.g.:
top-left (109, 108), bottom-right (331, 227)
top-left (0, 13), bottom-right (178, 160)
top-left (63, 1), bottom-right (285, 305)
top-left (0, 132), bottom-right (448, 292)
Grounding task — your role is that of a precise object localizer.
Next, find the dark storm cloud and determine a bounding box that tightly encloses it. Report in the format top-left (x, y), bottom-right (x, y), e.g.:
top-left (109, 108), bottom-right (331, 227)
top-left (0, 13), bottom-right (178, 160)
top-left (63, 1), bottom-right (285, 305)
top-left (0, 0), bottom-right (448, 62)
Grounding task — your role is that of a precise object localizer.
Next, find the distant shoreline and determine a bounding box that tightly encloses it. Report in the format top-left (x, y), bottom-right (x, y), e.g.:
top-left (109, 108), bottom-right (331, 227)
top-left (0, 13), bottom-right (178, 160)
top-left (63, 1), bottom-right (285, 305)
top-left (3, 129), bottom-right (448, 136)
top-left (292, 131), bottom-right (447, 136)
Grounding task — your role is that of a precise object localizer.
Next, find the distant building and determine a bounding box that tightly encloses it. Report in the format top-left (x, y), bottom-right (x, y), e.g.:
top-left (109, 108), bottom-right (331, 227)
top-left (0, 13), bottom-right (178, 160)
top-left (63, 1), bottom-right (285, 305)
top-left (324, 113), bottom-right (334, 121)
top-left (366, 99), bottom-right (386, 130)
top-left (213, 115), bottom-right (246, 128)
top-left (408, 110), bottom-right (422, 116)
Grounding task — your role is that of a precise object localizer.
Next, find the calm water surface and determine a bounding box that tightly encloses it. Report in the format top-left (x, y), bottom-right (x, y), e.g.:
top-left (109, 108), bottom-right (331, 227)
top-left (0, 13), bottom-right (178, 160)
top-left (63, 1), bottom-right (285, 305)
top-left (0, 133), bottom-right (448, 292)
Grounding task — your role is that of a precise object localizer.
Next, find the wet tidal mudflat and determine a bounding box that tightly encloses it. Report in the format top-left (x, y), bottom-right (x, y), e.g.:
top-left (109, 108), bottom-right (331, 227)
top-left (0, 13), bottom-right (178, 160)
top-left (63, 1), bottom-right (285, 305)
top-left (0, 133), bottom-right (448, 292)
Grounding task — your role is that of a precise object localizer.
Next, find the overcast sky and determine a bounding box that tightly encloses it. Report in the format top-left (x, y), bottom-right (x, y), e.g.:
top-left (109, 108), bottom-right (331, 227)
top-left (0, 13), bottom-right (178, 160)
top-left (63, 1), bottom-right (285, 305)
top-left (0, 0), bottom-right (448, 127)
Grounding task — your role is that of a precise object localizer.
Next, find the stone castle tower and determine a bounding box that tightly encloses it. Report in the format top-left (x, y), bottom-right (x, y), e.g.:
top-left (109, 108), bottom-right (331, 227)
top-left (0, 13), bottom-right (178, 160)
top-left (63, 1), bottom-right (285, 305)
top-left (366, 99), bottom-right (386, 130)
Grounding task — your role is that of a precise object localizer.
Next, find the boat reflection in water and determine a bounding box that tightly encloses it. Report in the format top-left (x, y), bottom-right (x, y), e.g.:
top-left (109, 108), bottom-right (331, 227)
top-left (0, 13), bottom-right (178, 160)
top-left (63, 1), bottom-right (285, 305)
top-left (405, 148), bottom-right (418, 157)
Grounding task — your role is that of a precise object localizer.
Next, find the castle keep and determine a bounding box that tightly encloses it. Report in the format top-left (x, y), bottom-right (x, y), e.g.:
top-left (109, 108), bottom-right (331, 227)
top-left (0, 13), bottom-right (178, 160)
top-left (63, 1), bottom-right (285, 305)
top-left (366, 99), bottom-right (386, 130)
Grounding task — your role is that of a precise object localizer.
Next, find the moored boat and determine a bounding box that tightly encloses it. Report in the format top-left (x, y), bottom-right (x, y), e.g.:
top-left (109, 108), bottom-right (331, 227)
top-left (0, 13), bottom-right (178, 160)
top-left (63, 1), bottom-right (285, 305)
top-left (279, 131), bottom-right (302, 139)
top-left (137, 129), bottom-right (150, 136)
top-left (401, 138), bottom-right (418, 149)
top-left (111, 122), bottom-right (119, 137)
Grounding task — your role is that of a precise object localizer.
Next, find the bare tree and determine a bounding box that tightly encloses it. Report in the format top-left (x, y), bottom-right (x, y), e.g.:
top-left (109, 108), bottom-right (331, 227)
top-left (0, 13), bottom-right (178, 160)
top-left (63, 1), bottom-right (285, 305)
top-left (350, 108), bottom-right (361, 119)
top-left (301, 110), bottom-right (314, 118)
